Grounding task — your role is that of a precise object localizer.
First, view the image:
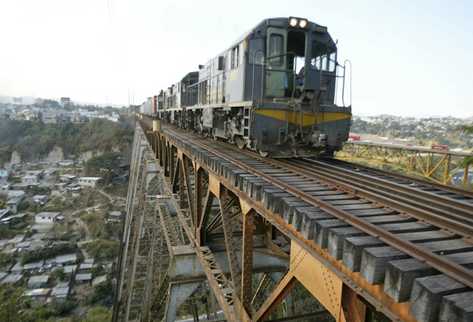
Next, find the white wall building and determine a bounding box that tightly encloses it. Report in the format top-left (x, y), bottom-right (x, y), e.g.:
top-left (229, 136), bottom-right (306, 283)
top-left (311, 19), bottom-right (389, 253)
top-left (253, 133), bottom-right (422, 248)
top-left (78, 177), bottom-right (101, 188)
top-left (22, 175), bottom-right (39, 185)
top-left (35, 212), bottom-right (61, 224)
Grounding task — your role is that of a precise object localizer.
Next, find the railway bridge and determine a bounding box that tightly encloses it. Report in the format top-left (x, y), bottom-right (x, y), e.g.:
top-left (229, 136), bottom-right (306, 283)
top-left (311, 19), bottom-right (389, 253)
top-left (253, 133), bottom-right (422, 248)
top-left (113, 116), bottom-right (473, 322)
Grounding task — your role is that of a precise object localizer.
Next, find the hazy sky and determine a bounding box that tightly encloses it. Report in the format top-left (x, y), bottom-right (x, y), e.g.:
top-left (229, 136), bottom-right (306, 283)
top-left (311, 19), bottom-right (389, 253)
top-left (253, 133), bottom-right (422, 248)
top-left (0, 0), bottom-right (471, 117)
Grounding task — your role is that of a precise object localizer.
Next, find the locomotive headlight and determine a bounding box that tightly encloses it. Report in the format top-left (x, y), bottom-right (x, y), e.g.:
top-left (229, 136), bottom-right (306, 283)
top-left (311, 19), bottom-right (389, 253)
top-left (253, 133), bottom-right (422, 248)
top-left (289, 18), bottom-right (298, 27)
top-left (299, 19), bottom-right (308, 28)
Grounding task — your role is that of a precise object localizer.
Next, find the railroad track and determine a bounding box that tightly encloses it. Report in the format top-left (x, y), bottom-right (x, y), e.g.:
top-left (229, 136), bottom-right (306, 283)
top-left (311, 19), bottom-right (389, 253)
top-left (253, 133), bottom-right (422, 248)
top-left (141, 119), bottom-right (473, 321)
top-left (284, 158), bottom-right (473, 236)
top-left (326, 158), bottom-right (473, 200)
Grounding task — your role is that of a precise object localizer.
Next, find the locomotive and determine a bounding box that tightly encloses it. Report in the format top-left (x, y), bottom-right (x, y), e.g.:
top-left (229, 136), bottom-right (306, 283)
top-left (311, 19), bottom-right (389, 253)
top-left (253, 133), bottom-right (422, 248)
top-left (140, 17), bottom-right (352, 157)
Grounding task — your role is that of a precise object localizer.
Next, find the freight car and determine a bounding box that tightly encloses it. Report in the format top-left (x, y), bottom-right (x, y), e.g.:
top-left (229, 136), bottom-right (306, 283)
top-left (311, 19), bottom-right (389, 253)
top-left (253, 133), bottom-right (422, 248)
top-left (143, 17), bottom-right (352, 157)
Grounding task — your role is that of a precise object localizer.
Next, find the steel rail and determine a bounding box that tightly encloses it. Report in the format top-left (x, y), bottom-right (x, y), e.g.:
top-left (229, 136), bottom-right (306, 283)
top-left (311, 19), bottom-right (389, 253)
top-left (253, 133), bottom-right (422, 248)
top-left (328, 158), bottom-right (473, 199)
top-left (194, 134), bottom-right (473, 237)
top-left (304, 159), bottom-right (473, 209)
top-left (267, 157), bottom-right (473, 237)
top-left (161, 127), bottom-right (473, 290)
top-left (286, 159), bottom-right (473, 233)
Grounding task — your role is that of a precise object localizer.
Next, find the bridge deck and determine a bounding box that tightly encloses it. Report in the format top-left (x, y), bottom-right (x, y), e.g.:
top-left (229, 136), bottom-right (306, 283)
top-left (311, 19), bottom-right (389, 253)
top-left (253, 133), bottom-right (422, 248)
top-left (115, 117), bottom-right (473, 322)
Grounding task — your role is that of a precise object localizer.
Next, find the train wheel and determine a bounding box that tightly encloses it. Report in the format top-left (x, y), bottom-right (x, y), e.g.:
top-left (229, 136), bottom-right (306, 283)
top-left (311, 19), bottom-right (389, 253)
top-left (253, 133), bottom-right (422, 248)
top-left (258, 150), bottom-right (269, 158)
top-left (235, 137), bottom-right (246, 149)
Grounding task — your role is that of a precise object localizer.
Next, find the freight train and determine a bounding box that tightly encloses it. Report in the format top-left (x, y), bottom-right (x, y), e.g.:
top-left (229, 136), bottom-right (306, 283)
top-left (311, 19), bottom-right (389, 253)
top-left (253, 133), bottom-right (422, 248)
top-left (140, 17), bottom-right (352, 157)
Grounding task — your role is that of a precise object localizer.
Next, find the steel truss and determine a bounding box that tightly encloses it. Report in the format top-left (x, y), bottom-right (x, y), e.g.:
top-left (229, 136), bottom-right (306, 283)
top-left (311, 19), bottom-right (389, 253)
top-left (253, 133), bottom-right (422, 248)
top-left (139, 122), bottom-right (403, 322)
top-left (340, 142), bottom-right (473, 186)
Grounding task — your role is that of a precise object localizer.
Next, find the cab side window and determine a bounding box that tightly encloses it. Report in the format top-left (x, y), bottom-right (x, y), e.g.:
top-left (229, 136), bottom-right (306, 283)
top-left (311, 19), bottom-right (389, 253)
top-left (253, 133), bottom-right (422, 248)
top-left (268, 34), bottom-right (283, 66)
top-left (231, 45), bottom-right (239, 69)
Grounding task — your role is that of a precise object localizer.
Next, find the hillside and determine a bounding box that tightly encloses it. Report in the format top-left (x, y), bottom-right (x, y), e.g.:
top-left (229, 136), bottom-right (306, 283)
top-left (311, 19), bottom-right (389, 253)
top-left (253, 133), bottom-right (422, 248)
top-left (351, 115), bottom-right (473, 150)
top-left (0, 118), bottom-right (134, 166)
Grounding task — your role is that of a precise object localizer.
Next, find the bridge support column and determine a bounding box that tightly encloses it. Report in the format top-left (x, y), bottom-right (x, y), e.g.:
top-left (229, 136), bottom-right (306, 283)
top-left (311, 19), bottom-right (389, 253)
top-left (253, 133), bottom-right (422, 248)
top-left (164, 281), bottom-right (201, 322)
top-left (255, 240), bottom-right (368, 322)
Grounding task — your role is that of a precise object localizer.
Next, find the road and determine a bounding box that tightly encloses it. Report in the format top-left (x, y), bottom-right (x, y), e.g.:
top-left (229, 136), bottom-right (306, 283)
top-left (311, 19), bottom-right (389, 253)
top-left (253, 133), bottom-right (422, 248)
top-left (97, 189), bottom-right (126, 203)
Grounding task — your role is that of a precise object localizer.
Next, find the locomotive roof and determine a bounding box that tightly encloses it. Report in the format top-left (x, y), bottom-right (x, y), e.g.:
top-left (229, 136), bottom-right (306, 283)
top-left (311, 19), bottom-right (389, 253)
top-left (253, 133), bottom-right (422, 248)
top-left (230, 17), bottom-right (331, 47)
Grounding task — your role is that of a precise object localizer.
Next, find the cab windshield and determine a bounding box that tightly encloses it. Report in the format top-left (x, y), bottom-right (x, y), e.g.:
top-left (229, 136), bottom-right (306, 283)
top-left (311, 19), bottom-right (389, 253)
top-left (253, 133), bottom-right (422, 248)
top-left (311, 42), bottom-right (336, 72)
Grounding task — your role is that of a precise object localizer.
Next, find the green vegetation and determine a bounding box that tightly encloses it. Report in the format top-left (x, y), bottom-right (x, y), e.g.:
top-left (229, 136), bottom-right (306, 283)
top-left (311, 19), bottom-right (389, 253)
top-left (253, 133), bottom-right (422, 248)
top-left (51, 267), bottom-right (67, 282)
top-left (0, 285), bottom-right (29, 322)
top-left (464, 125), bottom-right (473, 134)
top-left (0, 226), bottom-right (24, 239)
top-left (85, 239), bottom-right (119, 261)
top-left (82, 306), bottom-right (112, 322)
top-left (80, 212), bottom-right (105, 238)
top-left (88, 279), bottom-right (113, 306)
top-left (0, 285), bottom-right (80, 322)
top-left (0, 118), bottom-right (133, 166)
top-left (0, 252), bottom-right (15, 269)
top-left (21, 242), bottom-right (77, 265)
top-left (85, 152), bottom-right (123, 184)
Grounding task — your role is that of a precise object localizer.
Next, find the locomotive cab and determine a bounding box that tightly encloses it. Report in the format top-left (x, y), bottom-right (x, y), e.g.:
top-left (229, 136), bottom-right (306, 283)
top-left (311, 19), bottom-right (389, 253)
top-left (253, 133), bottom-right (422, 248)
top-left (249, 17), bottom-right (351, 157)
top-left (265, 18), bottom-right (337, 106)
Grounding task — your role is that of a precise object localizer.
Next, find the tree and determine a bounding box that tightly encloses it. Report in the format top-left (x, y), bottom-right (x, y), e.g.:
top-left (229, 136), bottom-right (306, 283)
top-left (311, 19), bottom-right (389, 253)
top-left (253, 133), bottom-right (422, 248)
top-left (0, 252), bottom-right (15, 270)
top-left (85, 239), bottom-right (119, 261)
top-left (0, 286), bottom-right (29, 322)
top-left (51, 267), bottom-right (66, 282)
top-left (463, 125), bottom-right (473, 134)
top-left (88, 279), bottom-right (113, 305)
top-left (82, 306), bottom-right (112, 322)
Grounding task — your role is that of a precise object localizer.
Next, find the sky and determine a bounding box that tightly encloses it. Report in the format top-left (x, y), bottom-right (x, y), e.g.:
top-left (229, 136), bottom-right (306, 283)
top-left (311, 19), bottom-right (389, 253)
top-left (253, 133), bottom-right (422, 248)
top-left (0, 0), bottom-right (471, 117)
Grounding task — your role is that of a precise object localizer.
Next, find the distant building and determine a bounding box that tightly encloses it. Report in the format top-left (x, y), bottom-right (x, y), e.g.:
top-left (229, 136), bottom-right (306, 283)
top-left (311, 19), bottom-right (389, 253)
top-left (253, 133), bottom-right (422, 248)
top-left (62, 265), bottom-right (78, 275)
top-left (26, 170), bottom-right (43, 177)
top-left (43, 168), bottom-right (57, 178)
top-left (55, 253), bottom-right (78, 265)
top-left (60, 97), bottom-right (71, 107)
top-left (0, 209), bottom-right (10, 220)
top-left (23, 288), bottom-right (51, 302)
top-left (32, 195), bottom-right (48, 205)
top-left (57, 160), bottom-right (74, 167)
top-left (7, 190), bottom-right (25, 199)
top-left (75, 273), bottom-right (92, 284)
top-left (27, 274), bottom-right (50, 289)
top-left (1, 273), bottom-right (23, 285)
top-left (51, 282), bottom-right (70, 300)
top-left (23, 260), bottom-right (44, 272)
top-left (41, 111), bottom-right (57, 124)
top-left (10, 262), bottom-right (24, 273)
top-left (0, 213), bottom-right (27, 227)
top-left (79, 263), bottom-right (94, 271)
top-left (0, 169), bottom-right (9, 181)
top-left (22, 175), bottom-right (39, 185)
top-left (78, 177), bottom-right (102, 188)
top-left (92, 275), bottom-right (108, 287)
top-left (35, 212), bottom-right (61, 224)
top-left (8, 234), bottom-right (25, 245)
top-left (60, 174), bottom-right (76, 182)
top-left (6, 196), bottom-right (23, 214)
top-left (107, 211), bottom-right (122, 223)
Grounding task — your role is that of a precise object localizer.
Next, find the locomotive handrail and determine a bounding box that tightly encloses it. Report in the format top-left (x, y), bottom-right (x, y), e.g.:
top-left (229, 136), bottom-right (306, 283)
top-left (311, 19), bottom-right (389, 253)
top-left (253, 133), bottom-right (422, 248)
top-left (341, 59), bottom-right (352, 108)
top-left (250, 49), bottom-right (265, 104)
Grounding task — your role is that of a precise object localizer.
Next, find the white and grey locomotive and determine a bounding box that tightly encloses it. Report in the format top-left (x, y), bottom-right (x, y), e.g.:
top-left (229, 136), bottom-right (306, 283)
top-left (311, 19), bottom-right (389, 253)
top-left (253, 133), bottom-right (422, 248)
top-left (141, 17), bottom-right (352, 157)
